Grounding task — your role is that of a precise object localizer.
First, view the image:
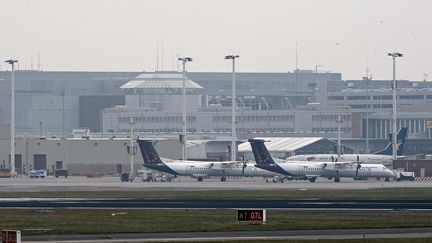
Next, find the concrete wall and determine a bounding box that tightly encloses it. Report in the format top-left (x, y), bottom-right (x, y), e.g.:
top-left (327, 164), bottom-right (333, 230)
top-left (0, 137), bottom-right (181, 175)
top-left (394, 159), bottom-right (432, 177)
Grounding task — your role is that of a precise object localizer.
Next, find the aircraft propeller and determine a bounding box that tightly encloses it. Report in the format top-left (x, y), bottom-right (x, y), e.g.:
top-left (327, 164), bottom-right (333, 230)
top-left (242, 161), bottom-right (247, 175)
top-left (355, 161), bottom-right (362, 176)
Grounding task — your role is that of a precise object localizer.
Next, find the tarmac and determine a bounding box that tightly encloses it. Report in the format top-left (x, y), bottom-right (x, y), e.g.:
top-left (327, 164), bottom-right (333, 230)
top-left (0, 175), bottom-right (431, 192)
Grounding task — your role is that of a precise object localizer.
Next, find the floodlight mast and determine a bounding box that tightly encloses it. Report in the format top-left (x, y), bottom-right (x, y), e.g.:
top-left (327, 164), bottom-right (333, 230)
top-left (178, 57), bottom-right (192, 160)
top-left (225, 55), bottom-right (240, 162)
top-left (387, 52), bottom-right (403, 161)
top-left (5, 59), bottom-right (18, 175)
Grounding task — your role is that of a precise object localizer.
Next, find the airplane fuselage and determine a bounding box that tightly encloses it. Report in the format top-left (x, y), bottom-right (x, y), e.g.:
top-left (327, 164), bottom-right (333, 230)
top-left (275, 162), bottom-right (395, 179)
top-left (144, 159), bottom-right (277, 178)
top-left (286, 154), bottom-right (395, 166)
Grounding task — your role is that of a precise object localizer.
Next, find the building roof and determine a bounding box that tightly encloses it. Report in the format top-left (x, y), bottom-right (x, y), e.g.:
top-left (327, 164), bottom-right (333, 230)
top-left (120, 72), bottom-right (203, 90)
top-left (237, 137), bottom-right (324, 153)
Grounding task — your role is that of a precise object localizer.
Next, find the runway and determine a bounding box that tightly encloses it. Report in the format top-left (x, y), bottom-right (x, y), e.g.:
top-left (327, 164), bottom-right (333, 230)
top-left (1, 176), bottom-right (431, 242)
top-left (0, 176), bottom-right (431, 192)
top-left (1, 198), bottom-right (432, 210)
top-left (20, 227), bottom-right (432, 242)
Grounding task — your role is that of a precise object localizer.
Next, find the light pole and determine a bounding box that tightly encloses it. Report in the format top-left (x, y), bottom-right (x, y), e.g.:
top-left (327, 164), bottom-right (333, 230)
top-left (363, 75), bottom-right (372, 152)
top-left (61, 91), bottom-right (65, 138)
top-left (388, 52), bottom-right (403, 161)
top-left (336, 115), bottom-right (342, 161)
top-left (225, 55), bottom-right (239, 162)
top-left (178, 57), bottom-right (192, 161)
top-left (129, 118), bottom-right (135, 177)
top-left (5, 59), bottom-right (17, 175)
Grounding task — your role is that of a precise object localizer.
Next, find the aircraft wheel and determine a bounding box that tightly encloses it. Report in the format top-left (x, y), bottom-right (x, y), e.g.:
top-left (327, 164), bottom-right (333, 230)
top-left (265, 178), bottom-right (269, 183)
top-left (197, 176), bottom-right (204, 182)
top-left (309, 177), bottom-right (316, 182)
top-left (334, 178), bottom-right (340, 183)
top-left (385, 177), bottom-right (390, 182)
top-left (220, 177), bottom-right (226, 182)
top-left (272, 178), bottom-right (277, 183)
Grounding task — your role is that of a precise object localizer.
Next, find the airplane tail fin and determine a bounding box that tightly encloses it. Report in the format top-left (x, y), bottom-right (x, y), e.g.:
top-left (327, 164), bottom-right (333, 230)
top-left (374, 127), bottom-right (408, 156)
top-left (248, 139), bottom-right (290, 175)
top-left (248, 139), bottom-right (276, 165)
top-left (137, 140), bottom-right (164, 164)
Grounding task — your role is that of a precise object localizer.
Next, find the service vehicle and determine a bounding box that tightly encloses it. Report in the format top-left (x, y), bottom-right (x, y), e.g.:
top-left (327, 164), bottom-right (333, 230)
top-left (396, 171), bottom-right (415, 181)
top-left (30, 169), bottom-right (47, 178)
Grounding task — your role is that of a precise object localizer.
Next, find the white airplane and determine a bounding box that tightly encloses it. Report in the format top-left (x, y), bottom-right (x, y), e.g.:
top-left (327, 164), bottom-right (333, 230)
top-left (285, 127), bottom-right (408, 166)
top-left (249, 139), bottom-right (396, 182)
top-left (137, 139), bottom-right (279, 182)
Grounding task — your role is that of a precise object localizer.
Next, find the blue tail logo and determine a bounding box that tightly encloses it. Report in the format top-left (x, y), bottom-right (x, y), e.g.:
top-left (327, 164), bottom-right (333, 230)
top-left (374, 127), bottom-right (408, 156)
top-left (248, 139), bottom-right (275, 164)
top-left (249, 139), bottom-right (290, 175)
top-left (137, 140), bottom-right (164, 164)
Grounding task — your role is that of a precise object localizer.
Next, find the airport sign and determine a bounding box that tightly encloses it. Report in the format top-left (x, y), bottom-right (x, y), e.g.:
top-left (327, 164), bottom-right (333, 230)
top-left (237, 209), bottom-right (266, 224)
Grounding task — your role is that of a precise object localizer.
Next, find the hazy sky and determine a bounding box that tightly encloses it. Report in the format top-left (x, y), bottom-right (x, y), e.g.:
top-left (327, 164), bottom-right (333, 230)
top-left (0, 0), bottom-right (430, 80)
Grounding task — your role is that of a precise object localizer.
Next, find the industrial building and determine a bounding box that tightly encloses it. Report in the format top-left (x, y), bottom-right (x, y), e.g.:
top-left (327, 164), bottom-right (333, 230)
top-left (1, 69), bottom-right (432, 175)
top-left (1, 70), bottom-right (432, 141)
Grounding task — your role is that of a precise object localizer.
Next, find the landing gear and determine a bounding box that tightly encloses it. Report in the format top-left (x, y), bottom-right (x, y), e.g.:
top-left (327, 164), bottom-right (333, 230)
top-left (309, 177), bottom-right (317, 183)
top-left (334, 178), bottom-right (340, 183)
top-left (220, 177), bottom-right (226, 182)
top-left (197, 176), bottom-right (204, 182)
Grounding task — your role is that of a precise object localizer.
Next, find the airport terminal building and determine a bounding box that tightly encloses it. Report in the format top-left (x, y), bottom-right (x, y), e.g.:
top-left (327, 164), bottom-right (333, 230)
top-left (1, 69), bottom-right (432, 141)
top-left (1, 69), bottom-right (432, 174)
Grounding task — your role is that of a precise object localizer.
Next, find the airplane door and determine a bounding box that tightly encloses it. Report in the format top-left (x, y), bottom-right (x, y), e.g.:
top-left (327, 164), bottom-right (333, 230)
top-left (298, 165), bottom-right (305, 176)
top-left (186, 165), bottom-right (194, 175)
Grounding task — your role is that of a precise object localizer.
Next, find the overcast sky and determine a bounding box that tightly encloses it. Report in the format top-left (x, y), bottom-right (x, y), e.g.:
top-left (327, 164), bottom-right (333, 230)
top-left (0, 0), bottom-right (430, 80)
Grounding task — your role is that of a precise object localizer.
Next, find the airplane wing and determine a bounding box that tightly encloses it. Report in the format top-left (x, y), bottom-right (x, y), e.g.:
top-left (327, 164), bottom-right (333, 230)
top-left (333, 162), bottom-right (354, 167)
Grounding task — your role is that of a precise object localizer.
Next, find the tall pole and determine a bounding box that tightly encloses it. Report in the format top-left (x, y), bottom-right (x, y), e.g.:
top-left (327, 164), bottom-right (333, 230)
top-left (129, 118), bottom-right (134, 174)
top-left (225, 55), bottom-right (239, 162)
top-left (178, 57), bottom-right (192, 160)
top-left (5, 59), bottom-right (17, 175)
top-left (182, 61), bottom-right (186, 161)
top-left (61, 91), bottom-right (65, 138)
top-left (337, 115), bottom-right (342, 161)
top-left (363, 75), bottom-right (372, 152)
top-left (388, 52), bottom-right (403, 161)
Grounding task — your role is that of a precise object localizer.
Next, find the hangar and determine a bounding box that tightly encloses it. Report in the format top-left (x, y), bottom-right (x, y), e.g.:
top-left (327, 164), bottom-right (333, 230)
top-left (393, 159), bottom-right (432, 178)
top-left (237, 137), bottom-right (353, 161)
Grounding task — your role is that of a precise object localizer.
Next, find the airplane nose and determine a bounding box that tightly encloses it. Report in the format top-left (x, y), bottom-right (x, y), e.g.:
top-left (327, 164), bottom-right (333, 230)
top-left (387, 169), bottom-right (397, 177)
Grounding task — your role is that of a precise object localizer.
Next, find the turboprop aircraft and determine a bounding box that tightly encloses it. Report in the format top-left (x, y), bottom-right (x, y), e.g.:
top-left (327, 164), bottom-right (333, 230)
top-left (285, 127), bottom-right (408, 166)
top-left (249, 139), bottom-right (396, 182)
top-left (137, 139), bottom-right (279, 182)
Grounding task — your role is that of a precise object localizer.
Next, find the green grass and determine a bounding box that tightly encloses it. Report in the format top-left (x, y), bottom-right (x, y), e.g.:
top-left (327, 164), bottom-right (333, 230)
top-left (1, 188), bottom-right (432, 200)
top-left (217, 239), bottom-right (432, 243)
top-left (1, 209), bottom-right (432, 235)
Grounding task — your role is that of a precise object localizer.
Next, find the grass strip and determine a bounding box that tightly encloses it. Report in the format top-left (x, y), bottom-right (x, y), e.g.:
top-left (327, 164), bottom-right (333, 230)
top-left (0, 209), bottom-right (431, 235)
top-left (1, 188), bottom-right (432, 200)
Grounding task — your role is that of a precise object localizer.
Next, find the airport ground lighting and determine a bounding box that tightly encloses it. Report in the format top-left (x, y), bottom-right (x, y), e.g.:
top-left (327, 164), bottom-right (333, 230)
top-left (178, 57), bottom-right (192, 161)
top-left (225, 55), bottom-right (239, 162)
top-left (388, 52), bottom-right (403, 161)
top-left (5, 59), bottom-right (18, 175)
